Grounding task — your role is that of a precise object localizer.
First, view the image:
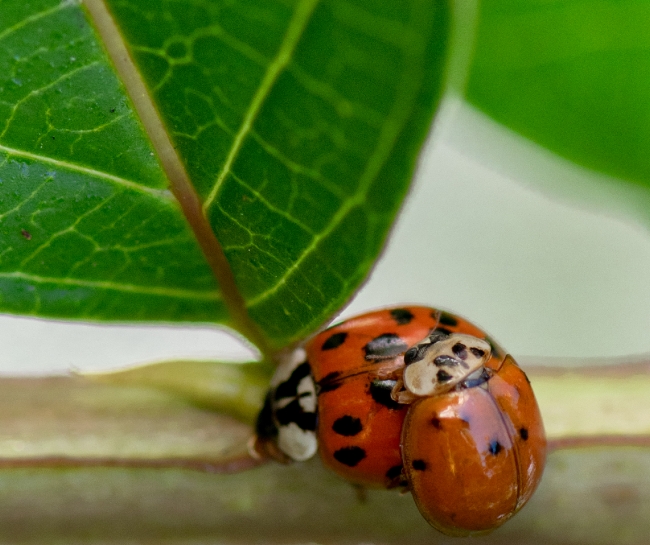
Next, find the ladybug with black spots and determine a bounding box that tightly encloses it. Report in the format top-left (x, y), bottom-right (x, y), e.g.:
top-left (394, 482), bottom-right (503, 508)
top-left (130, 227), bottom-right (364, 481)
top-left (252, 305), bottom-right (546, 536)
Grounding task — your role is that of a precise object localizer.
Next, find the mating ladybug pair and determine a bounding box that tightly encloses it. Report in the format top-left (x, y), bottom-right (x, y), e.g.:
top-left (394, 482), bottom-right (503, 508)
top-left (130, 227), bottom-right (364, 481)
top-left (253, 306), bottom-right (546, 536)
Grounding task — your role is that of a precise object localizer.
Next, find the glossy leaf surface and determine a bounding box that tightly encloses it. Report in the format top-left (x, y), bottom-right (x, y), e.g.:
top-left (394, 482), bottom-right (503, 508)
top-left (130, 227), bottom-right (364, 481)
top-left (0, 0), bottom-right (450, 348)
top-left (0, 0), bottom-right (223, 322)
top-left (466, 0), bottom-right (650, 186)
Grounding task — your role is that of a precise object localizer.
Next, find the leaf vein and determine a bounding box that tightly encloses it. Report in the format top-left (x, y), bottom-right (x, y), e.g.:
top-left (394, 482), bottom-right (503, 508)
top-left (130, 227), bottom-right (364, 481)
top-left (202, 0), bottom-right (320, 212)
top-left (249, 130), bottom-right (346, 199)
top-left (0, 271), bottom-right (220, 301)
top-left (247, 2), bottom-right (429, 309)
top-left (0, 145), bottom-right (173, 199)
top-left (0, 0), bottom-right (77, 44)
top-left (0, 61), bottom-right (102, 139)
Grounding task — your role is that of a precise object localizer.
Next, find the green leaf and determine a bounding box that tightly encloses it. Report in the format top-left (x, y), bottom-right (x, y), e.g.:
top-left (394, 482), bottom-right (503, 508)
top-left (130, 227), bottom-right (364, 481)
top-left (465, 0), bottom-right (650, 187)
top-left (0, 0), bottom-right (224, 323)
top-left (0, 0), bottom-right (450, 350)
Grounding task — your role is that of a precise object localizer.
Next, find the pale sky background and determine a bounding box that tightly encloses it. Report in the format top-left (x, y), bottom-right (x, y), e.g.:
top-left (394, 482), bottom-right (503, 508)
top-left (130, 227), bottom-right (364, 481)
top-left (4, 98), bottom-right (650, 375)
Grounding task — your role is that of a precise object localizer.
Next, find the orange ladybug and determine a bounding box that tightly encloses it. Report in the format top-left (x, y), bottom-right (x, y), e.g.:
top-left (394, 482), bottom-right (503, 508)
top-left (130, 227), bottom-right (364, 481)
top-left (397, 330), bottom-right (546, 535)
top-left (253, 306), bottom-right (546, 535)
top-left (308, 306), bottom-right (438, 487)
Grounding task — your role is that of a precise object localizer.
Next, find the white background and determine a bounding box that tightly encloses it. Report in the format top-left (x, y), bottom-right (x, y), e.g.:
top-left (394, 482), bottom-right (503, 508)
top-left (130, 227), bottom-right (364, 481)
top-left (5, 99), bottom-right (650, 375)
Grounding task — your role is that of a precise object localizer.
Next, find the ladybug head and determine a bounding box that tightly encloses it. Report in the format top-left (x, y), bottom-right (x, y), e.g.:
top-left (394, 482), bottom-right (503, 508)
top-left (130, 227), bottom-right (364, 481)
top-left (403, 330), bottom-right (449, 366)
top-left (402, 334), bottom-right (491, 397)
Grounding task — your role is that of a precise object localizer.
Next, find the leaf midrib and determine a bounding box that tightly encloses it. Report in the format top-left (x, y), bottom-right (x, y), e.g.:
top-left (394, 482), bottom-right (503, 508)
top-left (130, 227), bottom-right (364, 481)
top-left (82, 0), bottom-right (276, 356)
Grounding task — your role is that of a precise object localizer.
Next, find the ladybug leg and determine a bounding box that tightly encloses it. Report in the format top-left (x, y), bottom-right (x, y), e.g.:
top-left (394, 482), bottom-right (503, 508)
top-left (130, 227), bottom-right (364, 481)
top-left (390, 377), bottom-right (419, 405)
top-left (247, 435), bottom-right (293, 464)
top-left (352, 483), bottom-right (368, 503)
top-left (386, 467), bottom-right (410, 491)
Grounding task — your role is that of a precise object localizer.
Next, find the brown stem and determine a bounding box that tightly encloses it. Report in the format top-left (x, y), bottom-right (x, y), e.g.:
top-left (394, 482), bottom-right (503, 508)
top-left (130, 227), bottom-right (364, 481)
top-left (0, 454), bottom-right (263, 474)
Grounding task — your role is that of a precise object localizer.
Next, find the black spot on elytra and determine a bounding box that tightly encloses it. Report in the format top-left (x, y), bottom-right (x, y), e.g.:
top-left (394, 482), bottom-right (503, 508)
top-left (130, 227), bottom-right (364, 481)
top-left (332, 415), bottom-right (363, 436)
top-left (322, 332), bottom-right (348, 350)
top-left (439, 312), bottom-right (458, 327)
top-left (369, 379), bottom-right (401, 410)
top-left (318, 371), bottom-right (343, 393)
top-left (390, 308), bottom-right (414, 325)
top-left (274, 361), bottom-right (311, 400)
top-left (434, 355), bottom-right (459, 368)
top-left (333, 446), bottom-right (366, 467)
top-left (431, 416), bottom-right (442, 429)
top-left (364, 333), bottom-right (408, 361)
top-left (488, 440), bottom-right (503, 455)
top-left (434, 327), bottom-right (452, 336)
top-left (386, 464), bottom-right (403, 480)
top-left (255, 393), bottom-right (278, 439)
top-left (519, 428), bottom-right (529, 441)
top-left (470, 347), bottom-right (486, 358)
top-left (275, 399), bottom-right (317, 431)
top-left (437, 369), bottom-right (453, 382)
top-left (452, 343), bottom-right (468, 360)
top-left (412, 459), bottom-right (427, 471)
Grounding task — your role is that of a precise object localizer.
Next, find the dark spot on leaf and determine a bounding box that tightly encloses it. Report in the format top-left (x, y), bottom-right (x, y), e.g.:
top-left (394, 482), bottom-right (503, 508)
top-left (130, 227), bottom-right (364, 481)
top-left (439, 312), bottom-right (458, 327)
top-left (519, 428), bottom-right (529, 441)
top-left (332, 415), bottom-right (363, 436)
top-left (369, 379), bottom-right (401, 410)
top-left (390, 308), bottom-right (414, 325)
top-left (436, 369), bottom-right (453, 382)
top-left (412, 459), bottom-right (427, 471)
top-left (322, 332), bottom-right (347, 350)
top-left (20, 229), bottom-right (31, 240)
top-left (488, 440), bottom-right (503, 455)
top-left (364, 333), bottom-right (408, 361)
top-left (333, 446), bottom-right (366, 467)
top-left (110, 108), bottom-right (116, 113)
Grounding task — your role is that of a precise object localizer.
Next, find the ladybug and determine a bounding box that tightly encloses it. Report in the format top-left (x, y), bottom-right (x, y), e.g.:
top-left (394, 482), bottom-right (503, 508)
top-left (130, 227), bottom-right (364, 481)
top-left (396, 329), bottom-right (546, 535)
top-left (252, 306), bottom-right (546, 535)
